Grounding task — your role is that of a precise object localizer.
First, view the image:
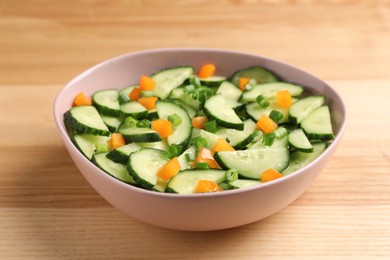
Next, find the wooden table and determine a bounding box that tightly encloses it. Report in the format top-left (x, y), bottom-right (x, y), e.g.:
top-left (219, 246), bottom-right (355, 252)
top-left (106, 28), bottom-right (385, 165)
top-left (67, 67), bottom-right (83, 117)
top-left (1, 1), bottom-right (389, 259)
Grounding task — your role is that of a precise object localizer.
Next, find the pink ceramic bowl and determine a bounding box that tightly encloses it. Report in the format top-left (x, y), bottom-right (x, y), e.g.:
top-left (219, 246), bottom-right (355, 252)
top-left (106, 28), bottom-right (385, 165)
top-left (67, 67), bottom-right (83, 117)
top-left (53, 48), bottom-right (346, 231)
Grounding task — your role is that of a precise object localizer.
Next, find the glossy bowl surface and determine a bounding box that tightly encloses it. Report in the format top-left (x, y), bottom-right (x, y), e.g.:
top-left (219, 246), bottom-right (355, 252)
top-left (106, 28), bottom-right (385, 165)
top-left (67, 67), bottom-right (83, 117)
top-left (54, 48), bottom-right (346, 231)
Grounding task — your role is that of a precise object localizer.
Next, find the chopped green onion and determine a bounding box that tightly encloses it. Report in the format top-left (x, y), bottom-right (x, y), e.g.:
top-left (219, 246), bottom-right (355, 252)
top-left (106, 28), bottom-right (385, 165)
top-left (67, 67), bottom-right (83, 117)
top-left (204, 120), bottom-right (219, 133)
top-left (189, 76), bottom-right (201, 88)
top-left (195, 162), bottom-right (209, 169)
top-left (168, 113), bottom-right (182, 127)
top-left (185, 153), bottom-right (194, 162)
top-left (274, 127), bottom-right (288, 139)
top-left (184, 84), bottom-right (195, 93)
top-left (226, 169), bottom-right (239, 182)
top-left (95, 143), bottom-right (110, 153)
top-left (248, 78), bottom-right (257, 86)
top-left (190, 136), bottom-right (208, 150)
top-left (269, 110), bottom-right (283, 123)
top-left (256, 95), bottom-right (270, 108)
top-left (123, 116), bottom-right (138, 128)
top-left (166, 144), bottom-right (181, 159)
top-left (136, 119), bottom-right (151, 128)
top-left (263, 132), bottom-right (275, 146)
top-left (197, 110), bottom-right (206, 116)
top-left (192, 93), bottom-right (198, 99)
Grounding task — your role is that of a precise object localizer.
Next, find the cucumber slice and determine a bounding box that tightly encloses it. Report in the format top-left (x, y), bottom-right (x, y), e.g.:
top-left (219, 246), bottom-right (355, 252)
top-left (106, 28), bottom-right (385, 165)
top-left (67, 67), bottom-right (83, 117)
top-left (152, 66), bottom-right (195, 99)
top-left (64, 106), bottom-right (110, 136)
top-left (72, 134), bottom-right (110, 159)
top-left (156, 100), bottom-right (192, 148)
top-left (246, 99), bottom-right (290, 123)
top-left (119, 127), bottom-right (161, 143)
top-left (92, 152), bottom-right (136, 185)
top-left (200, 76), bottom-right (226, 88)
top-left (230, 66), bottom-right (279, 87)
top-left (228, 179), bottom-right (262, 189)
top-left (120, 101), bottom-right (148, 119)
top-left (240, 82), bottom-right (304, 102)
top-left (169, 87), bottom-right (201, 110)
top-left (169, 99), bottom-right (197, 118)
top-left (283, 142), bottom-right (327, 175)
top-left (216, 81), bottom-right (243, 109)
top-left (92, 89), bottom-right (121, 117)
top-left (106, 141), bottom-right (168, 164)
top-left (166, 169), bottom-right (226, 194)
top-left (128, 148), bottom-right (169, 190)
top-left (214, 147), bottom-right (289, 180)
top-left (118, 85), bottom-right (137, 104)
top-left (177, 145), bottom-right (196, 170)
top-left (247, 128), bottom-right (289, 149)
top-left (214, 119), bottom-right (257, 149)
top-left (100, 115), bottom-right (122, 132)
top-left (301, 106), bottom-right (334, 141)
top-left (288, 128), bottom-right (313, 152)
top-left (204, 95), bottom-right (244, 130)
top-left (289, 96), bottom-right (325, 124)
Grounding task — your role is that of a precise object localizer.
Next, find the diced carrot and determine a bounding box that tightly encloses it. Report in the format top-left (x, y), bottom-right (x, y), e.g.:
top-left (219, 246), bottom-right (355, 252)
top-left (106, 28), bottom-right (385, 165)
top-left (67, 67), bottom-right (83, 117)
top-left (151, 119), bottom-right (173, 138)
top-left (129, 87), bottom-right (141, 101)
top-left (195, 180), bottom-right (222, 193)
top-left (194, 147), bottom-right (220, 169)
top-left (72, 92), bottom-right (92, 106)
top-left (192, 116), bottom-right (208, 129)
top-left (157, 157), bottom-right (181, 181)
top-left (198, 64), bottom-right (216, 79)
top-left (211, 138), bottom-right (235, 154)
top-left (276, 90), bottom-right (293, 108)
top-left (256, 114), bottom-right (278, 133)
top-left (239, 77), bottom-right (250, 91)
top-left (138, 96), bottom-right (158, 110)
top-left (139, 75), bottom-right (155, 91)
top-left (107, 133), bottom-right (126, 150)
top-left (261, 168), bottom-right (284, 182)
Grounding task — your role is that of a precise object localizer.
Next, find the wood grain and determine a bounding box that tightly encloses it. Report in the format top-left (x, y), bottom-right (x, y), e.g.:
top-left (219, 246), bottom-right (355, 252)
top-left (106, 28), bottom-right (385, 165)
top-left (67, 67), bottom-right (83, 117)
top-left (1, 1), bottom-right (390, 259)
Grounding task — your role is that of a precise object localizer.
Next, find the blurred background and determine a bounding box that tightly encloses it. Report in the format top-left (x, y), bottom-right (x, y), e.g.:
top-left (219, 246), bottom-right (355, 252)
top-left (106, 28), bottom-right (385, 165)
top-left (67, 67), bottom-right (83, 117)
top-left (1, 0), bottom-right (389, 85)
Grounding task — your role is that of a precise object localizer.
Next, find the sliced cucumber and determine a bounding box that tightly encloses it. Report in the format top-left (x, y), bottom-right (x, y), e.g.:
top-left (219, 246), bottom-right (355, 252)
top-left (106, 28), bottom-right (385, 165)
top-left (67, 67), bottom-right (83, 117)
top-left (216, 81), bottom-right (243, 108)
top-left (246, 100), bottom-right (289, 123)
top-left (166, 169), bottom-right (226, 194)
top-left (247, 129), bottom-right (289, 149)
top-left (72, 134), bottom-right (110, 159)
top-left (228, 179), bottom-right (262, 189)
top-left (120, 101), bottom-right (148, 119)
top-left (288, 128), bottom-right (313, 152)
top-left (301, 106), bottom-right (334, 141)
top-left (214, 147), bottom-right (289, 180)
top-left (128, 148), bottom-right (169, 190)
top-left (169, 87), bottom-right (201, 110)
top-left (119, 127), bottom-right (161, 143)
top-left (200, 76), bottom-right (226, 88)
top-left (169, 99), bottom-right (197, 118)
top-left (283, 142), bottom-right (327, 175)
top-left (118, 85), bottom-right (137, 104)
top-left (177, 145), bottom-right (196, 170)
top-left (214, 119), bottom-right (257, 149)
top-left (289, 96), bottom-right (325, 124)
top-left (230, 66), bottom-right (279, 87)
top-left (106, 141), bottom-right (168, 164)
top-left (156, 100), bottom-right (192, 147)
top-left (92, 152), bottom-right (136, 185)
top-left (240, 82), bottom-right (304, 102)
top-left (64, 106), bottom-right (110, 136)
top-left (100, 115), bottom-right (122, 132)
top-left (204, 95), bottom-right (244, 130)
top-left (92, 89), bottom-right (121, 117)
top-left (152, 66), bottom-right (194, 99)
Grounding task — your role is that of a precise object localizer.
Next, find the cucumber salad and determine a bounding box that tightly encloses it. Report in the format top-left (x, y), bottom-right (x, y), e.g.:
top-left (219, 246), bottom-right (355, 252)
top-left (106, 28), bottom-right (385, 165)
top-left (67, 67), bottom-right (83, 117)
top-left (64, 64), bottom-right (334, 194)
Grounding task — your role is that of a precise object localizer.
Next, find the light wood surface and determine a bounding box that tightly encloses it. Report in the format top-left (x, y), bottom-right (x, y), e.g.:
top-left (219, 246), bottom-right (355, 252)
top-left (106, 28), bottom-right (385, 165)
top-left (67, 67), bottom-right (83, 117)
top-left (1, 1), bottom-right (390, 259)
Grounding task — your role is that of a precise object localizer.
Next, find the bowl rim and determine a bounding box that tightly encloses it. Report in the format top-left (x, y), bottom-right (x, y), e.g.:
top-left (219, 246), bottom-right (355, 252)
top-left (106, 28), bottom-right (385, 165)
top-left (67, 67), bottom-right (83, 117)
top-left (54, 47), bottom-right (347, 199)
